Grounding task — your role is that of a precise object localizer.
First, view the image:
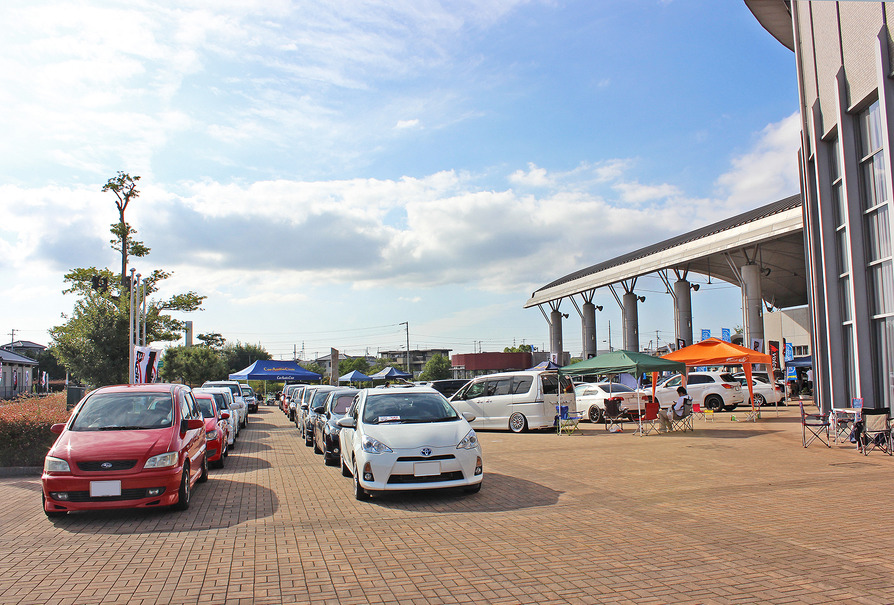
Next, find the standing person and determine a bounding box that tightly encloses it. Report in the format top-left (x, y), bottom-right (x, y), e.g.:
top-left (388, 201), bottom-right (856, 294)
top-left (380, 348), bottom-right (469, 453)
top-left (659, 386), bottom-right (688, 432)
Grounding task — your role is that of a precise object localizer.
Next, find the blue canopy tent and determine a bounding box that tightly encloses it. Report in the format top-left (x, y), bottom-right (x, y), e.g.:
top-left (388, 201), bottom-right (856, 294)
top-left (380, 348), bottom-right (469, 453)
top-left (339, 369), bottom-right (372, 384)
top-left (527, 360), bottom-right (560, 371)
top-left (369, 366), bottom-right (412, 380)
top-left (229, 360), bottom-right (321, 382)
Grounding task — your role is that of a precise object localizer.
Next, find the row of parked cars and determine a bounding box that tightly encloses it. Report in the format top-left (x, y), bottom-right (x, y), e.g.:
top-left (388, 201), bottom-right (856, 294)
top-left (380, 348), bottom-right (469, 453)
top-left (279, 383), bottom-right (484, 499)
top-left (41, 380), bottom-right (257, 518)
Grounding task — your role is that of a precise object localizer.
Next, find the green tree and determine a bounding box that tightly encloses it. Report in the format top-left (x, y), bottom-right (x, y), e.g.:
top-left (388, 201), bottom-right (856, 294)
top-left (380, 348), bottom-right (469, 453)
top-left (303, 362), bottom-right (326, 382)
top-left (503, 344), bottom-right (533, 353)
top-left (419, 354), bottom-right (452, 380)
top-left (197, 332), bottom-right (226, 350)
top-left (222, 342), bottom-right (272, 374)
top-left (102, 172), bottom-right (148, 289)
top-left (338, 356), bottom-right (371, 375)
top-left (160, 345), bottom-right (228, 386)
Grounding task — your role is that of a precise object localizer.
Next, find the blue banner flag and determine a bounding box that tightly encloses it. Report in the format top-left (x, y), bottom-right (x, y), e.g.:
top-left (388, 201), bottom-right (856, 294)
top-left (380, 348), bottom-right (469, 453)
top-left (701, 329), bottom-right (711, 341)
top-left (721, 328), bottom-right (731, 342)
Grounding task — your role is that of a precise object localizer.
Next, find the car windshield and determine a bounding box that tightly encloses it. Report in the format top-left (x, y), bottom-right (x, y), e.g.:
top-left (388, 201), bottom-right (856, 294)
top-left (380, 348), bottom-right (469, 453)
top-left (195, 396), bottom-right (216, 418)
top-left (241, 387), bottom-right (252, 396)
top-left (312, 389), bottom-right (333, 409)
top-left (70, 392), bottom-right (174, 431)
top-left (596, 383), bottom-right (635, 393)
top-left (362, 392), bottom-right (459, 424)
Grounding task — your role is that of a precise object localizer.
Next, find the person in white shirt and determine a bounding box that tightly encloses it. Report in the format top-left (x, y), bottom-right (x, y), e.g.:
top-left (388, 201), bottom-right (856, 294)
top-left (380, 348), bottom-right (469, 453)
top-left (659, 386), bottom-right (688, 432)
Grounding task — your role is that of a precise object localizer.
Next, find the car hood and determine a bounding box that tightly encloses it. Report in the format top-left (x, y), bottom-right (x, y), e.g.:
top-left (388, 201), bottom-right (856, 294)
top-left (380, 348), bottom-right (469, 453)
top-left (362, 419), bottom-right (471, 449)
top-left (51, 428), bottom-right (175, 463)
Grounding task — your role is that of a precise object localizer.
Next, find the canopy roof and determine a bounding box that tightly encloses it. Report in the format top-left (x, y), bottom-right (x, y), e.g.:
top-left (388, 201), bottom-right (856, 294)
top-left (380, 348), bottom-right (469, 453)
top-left (663, 338), bottom-right (771, 366)
top-left (527, 360), bottom-right (560, 371)
top-left (560, 350), bottom-right (685, 376)
top-left (339, 369), bottom-right (372, 382)
top-left (229, 360), bottom-right (321, 382)
top-left (369, 366), bottom-right (412, 379)
top-left (786, 356), bottom-right (812, 368)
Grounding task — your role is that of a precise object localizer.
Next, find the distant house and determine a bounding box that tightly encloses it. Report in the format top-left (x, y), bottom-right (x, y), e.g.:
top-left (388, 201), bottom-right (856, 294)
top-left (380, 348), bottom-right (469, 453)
top-left (1, 340), bottom-right (46, 357)
top-left (0, 348), bottom-right (38, 399)
top-left (378, 349), bottom-right (452, 378)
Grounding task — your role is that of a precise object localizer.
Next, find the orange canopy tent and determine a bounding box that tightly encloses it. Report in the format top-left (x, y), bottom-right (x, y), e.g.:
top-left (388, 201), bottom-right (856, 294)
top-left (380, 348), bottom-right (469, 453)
top-left (662, 338), bottom-right (772, 419)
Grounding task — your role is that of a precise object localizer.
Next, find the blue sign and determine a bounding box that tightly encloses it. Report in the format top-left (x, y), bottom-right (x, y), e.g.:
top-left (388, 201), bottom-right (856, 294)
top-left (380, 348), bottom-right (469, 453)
top-left (701, 329), bottom-right (711, 341)
top-left (786, 366), bottom-right (797, 381)
top-left (784, 343), bottom-right (793, 362)
top-left (721, 328), bottom-right (731, 343)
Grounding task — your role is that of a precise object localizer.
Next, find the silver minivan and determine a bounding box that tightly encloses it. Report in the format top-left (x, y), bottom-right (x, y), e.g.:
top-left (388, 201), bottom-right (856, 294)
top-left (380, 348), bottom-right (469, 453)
top-left (449, 371), bottom-right (575, 432)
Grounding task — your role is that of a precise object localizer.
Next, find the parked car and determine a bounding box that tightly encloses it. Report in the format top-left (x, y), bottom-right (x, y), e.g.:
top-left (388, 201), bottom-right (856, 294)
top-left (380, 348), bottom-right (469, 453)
top-left (449, 371), bottom-right (574, 432)
top-left (265, 394), bottom-right (276, 406)
top-left (41, 383), bottom-right (207, 517)
top-left (282, 384), bottom-right (304, 418)
top-left (194, 391), bottom-right (230, 468)
top-left (650, 372), bottom-right (744, 411)
top-left (313, 389), bottom-right (358, 465)
top-left (201, 381), bottom-right (247, 428)
top-left (735, 376), bottom-right (784, 407)
top-left (287, 384), bottom-right (308, 422)
top-left (429, 379), bottom-right (469, 398)
top-left (299, 385), bottom-right (342, 445)
top-left (337, 386), bottom-right (483, 499)
top-left (194, 386), bottom-right (238, 446)
top-left (573, 382), bottom-right (642, 422)
top-left (240, 384), bottom-right (258, 413)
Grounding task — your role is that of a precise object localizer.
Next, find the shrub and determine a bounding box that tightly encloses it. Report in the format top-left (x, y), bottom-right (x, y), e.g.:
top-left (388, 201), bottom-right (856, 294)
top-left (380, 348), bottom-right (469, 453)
top-left (0, 394), bottom-right (71, 467)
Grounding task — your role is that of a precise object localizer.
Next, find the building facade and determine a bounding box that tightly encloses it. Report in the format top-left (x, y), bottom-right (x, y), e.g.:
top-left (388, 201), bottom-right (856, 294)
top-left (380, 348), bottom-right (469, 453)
top-left (748, 1), bottom-right (894, 409)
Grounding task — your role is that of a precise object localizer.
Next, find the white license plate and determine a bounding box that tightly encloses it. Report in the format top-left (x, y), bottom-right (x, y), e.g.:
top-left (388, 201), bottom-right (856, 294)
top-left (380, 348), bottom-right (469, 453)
top-left (90, 480), bottom-right (122, 497)
top-left (414, 461), bottom-right (441, 477)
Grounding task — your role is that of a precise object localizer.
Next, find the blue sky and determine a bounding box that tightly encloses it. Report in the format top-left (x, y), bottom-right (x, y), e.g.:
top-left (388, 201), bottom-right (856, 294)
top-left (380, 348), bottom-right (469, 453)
top-left (0, 0), bottom-right (801, 361)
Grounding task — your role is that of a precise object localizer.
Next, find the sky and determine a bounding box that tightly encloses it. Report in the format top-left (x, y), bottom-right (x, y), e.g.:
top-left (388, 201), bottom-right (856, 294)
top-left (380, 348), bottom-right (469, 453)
top-left (0, 0), bottom-right (802, 362)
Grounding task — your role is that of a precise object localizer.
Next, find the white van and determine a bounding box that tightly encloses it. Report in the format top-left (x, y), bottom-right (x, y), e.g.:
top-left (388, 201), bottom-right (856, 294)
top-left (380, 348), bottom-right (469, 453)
top-left (448, 371), bottom-right (575, 432)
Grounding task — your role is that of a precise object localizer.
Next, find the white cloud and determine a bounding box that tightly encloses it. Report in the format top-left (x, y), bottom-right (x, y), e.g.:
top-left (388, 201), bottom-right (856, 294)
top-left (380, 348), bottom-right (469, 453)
top-left (395, 119), bottom-right (420, 129)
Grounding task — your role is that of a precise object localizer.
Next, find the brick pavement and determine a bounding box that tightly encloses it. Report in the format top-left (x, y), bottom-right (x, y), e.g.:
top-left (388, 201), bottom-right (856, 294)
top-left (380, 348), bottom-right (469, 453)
top-left (1, 404), bottom-right (893, 604)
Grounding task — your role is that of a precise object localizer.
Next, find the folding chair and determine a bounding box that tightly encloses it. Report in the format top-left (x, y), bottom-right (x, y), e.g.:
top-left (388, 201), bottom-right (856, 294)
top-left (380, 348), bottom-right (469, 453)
top-left (830, 409), bottom-right (854, 443)
top-left (692, 401), bottom-right (705, 421)
top-left (799, 401), bottom-right (830, 448)
top-left (671, 400), bottom-right (694, 432)
top-left (603, 397), bottom-right (625, 432)
top-left (858, 408), bottom-right (892, 456)
top-left (556, 405), bottom-right (582, 436)
top-left (635, 400), bottom-right (661, 436)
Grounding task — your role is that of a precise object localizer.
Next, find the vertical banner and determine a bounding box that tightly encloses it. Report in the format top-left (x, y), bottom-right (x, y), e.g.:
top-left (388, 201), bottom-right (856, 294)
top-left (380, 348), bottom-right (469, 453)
top-left (676, 338), bottom-right (686, 351)
top-left (784, 341), bottom-right (793, 362)
top-left (721, 328), bottom-right (731, 342)
top-left (133, 346), bottom-right (160, 384)
top-left (700, 329), bottom-right (711, 341)
top-left (768, 341), bottom-right (780, 370)
top-left (751, 338), bottom-right (764, 353)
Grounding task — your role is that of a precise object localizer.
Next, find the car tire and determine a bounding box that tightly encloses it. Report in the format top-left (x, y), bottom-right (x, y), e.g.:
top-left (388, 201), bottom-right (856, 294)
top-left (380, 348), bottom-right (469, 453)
top-left (588, 405), bottom-right (603, 423)
top-left (42, 493), bottom-right (66, 518)
top-left (753, 394), bottom-right (766, 407)
top-left (305, 427), bottom-right (313, 447)
top-left (172, 463), bottom-right (190, 511)
top-left (509, 412), bottom-right (528, 433)
top-left (353, 462), bottom-right (370, 501)
top-left (313, 434), bottom-right (322, 454)
top-left (341, 455), bottom-right (352, 477)
top-left (464, 482), bottom-right (482, 495)
top-left (197, 455), bottom-right (208, 483)
top-left (704, 395), bottom-right (724, 412)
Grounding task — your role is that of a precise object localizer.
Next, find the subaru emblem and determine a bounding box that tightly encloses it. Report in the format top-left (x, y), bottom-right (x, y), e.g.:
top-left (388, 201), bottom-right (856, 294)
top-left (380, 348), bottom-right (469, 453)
top-left (420, 448), bottom-right (432, 457)
top-left (101, 462), bottom-right (113, 469)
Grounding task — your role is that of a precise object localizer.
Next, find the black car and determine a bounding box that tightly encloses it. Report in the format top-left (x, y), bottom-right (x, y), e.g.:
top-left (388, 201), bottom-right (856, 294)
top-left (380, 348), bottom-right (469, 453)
top-left (312, 389), bottom-right (358, 465)
top-left (429, 379), bottom-right (469, 398)
top-left (300, 386), bottom-right (341, 446)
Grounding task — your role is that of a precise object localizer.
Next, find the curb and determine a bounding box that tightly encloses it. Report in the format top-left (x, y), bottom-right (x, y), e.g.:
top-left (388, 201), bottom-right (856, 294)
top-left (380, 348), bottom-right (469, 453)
top-left (0, 467), bottom-right (42, 477)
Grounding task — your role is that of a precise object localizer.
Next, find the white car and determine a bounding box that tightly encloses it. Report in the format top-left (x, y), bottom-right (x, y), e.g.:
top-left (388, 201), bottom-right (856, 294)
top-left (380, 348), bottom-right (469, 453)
top-left (651, 372), bottom-right (745, 412)
top-left (202, 381), bottom-right (247, 428)
top-left (337, 387), bottom-right (483, 500)
top-left (194, 387), bottom-right (238, 445)
top-left (735, 376), bottom-right (784, 407)
top-left (573, 382), bottom-right (642, 422)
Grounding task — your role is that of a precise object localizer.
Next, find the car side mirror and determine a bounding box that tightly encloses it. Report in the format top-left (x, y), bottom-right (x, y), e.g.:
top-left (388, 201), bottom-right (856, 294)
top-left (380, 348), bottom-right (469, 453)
top-left (461, 412), bottom-right (476, 423)
top-left (300, 403), bottom-right (308, 410)
top-left (220, 412), bottom-right (230, 420)
top-left (50, 423), bottom-right (65, 435)
top-left (312, 406), bottom-right (324, 414)
top-left (336, 416), bottom-right (356, 428)
top-left (181, 418), bottom-right (204, 433)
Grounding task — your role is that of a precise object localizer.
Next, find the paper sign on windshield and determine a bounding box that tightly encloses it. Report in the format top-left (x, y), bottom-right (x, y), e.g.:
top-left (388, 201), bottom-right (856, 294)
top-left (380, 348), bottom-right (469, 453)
top-left (378, 416), bottom-right (400, 422)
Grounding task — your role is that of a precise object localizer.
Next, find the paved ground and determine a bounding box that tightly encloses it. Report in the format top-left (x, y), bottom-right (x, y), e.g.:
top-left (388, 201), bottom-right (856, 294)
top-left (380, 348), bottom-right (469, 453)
top-left (1, 404), bottom-right (893, 604)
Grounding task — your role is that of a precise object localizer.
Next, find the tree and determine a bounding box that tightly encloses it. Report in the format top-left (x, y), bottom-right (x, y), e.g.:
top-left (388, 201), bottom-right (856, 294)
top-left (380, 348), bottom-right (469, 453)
top-left (338, 357), bottom-right (371, 376)
top-left (160, 345), bottom-right (228, 386)
top-left (102, 172), bottom-right (148, 289)
top-left (222, 342), bottom-right (272, 374)
top-left (503, 344), bottom-right (532, 353)
top-left (419, 354), bottom-right (452, 381)
top-left (197, 332), bottom-right (226, 350)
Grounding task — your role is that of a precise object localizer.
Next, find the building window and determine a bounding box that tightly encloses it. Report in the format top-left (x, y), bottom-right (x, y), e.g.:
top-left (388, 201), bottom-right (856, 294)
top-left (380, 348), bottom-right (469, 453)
top-left (859, 100), bottom-right (894, 406)
top-left (830, 136), bottom-right (857, 399)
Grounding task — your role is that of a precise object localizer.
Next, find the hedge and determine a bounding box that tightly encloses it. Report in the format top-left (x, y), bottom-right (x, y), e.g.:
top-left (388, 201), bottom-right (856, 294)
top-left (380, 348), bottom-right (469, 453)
top-left (0, 394), bottom-right (71, 467)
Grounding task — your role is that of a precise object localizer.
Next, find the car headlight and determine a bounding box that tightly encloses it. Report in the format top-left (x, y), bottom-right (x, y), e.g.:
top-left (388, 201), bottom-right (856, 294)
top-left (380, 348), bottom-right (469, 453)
top-left (457, 429), bottom-right (479, 450)
top-left (361, 434), bottom-right (393, 454)
top-left (44, 456), bottom-right (70, 473)
top-left (144, 451), bottom-right (178, 469)
top-left (206, 430), bottom-right (217, 440)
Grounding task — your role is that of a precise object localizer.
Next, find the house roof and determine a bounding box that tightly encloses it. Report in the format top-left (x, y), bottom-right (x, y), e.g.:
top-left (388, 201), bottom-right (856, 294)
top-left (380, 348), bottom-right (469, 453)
top-left (0, 349), bottom-right (39, 365)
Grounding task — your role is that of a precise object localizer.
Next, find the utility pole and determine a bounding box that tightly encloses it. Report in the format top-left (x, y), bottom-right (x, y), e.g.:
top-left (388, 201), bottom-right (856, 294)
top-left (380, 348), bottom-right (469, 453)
top-left (399, 322), bottom-right (410, 374)
top-left (8, 329), bottom-right (16, 345)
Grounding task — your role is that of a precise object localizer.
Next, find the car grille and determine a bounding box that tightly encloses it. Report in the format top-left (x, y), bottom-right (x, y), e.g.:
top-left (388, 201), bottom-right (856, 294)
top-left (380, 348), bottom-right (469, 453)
top-left (63, 488), bottom-right (165, 502)
top-left (76, 460), bottom-right (138, 472)
top-left (387, 471), bottom-right (464, 484)
top-left (395, 454), bottom-right (456, 462)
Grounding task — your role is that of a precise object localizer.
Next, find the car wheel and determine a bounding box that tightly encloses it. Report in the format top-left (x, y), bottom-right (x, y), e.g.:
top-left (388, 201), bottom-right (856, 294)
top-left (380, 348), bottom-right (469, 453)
top-left (353, 462), bottom-right (370, 501)
top-left (42, 493), bottom-right (66, 518)
top-left (704, 395), bottom-right (724, 412)
top-left (753, 394), bottom-right (766, 407)
top-left (313, 433), bottom-right (322, 454)
top-left (305, 427), bottom-right (313, 447)
top-left (464, 482), bottom-right (482, 495)
top-left (588, 405), bottom-right (603, 423)
top-left (509, 412), bottom-right (527, 433)
top-left (341, 455), bottom-right (352, 477)
top-left (197, 455), bottom-right (208, 483)
top-left (172, 463), bottom-right (190, 511)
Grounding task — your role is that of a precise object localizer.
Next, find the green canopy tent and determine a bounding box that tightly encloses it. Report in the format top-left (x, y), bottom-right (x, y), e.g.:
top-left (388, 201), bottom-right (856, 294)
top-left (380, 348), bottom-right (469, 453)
top-left (560, 350), bottom-right (686, 434)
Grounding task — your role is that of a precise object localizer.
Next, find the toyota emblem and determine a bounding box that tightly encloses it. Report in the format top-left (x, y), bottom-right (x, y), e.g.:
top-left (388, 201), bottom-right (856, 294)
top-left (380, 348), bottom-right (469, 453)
top-left (420, 448), bottom-right (432, 457)
top-left (100, 462), bottom-right (113, 469)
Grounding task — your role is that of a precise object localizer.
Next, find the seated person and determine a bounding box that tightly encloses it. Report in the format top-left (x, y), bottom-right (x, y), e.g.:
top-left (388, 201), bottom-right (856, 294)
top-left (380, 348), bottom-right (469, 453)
top-left (658, 386), bottom-right (688, 432)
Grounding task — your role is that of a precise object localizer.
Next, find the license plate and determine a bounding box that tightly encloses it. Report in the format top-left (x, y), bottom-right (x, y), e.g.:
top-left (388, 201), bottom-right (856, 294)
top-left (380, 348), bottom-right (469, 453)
top-left (414, 461), bottom-right (440, 477)
top-left (90, 480), bottom-right (122, 497)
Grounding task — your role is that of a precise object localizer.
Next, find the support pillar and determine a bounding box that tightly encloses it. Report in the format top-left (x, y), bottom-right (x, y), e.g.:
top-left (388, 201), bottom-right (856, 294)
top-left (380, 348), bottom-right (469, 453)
top-left (673, 279), bottom-right (694, 348)
top-left (622, 292), bottom-right (640, 352)
top-left (741, 264), bottom-right (765, 350)
top-left (550, 310), bottom-right (564, 364)
top-left (582, 302), bottom-right (597, 359)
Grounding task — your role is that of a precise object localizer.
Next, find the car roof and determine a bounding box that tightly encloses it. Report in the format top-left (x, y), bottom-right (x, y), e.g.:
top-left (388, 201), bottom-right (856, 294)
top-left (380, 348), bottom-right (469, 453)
top-left (90, 383), bottom-right (183, 395)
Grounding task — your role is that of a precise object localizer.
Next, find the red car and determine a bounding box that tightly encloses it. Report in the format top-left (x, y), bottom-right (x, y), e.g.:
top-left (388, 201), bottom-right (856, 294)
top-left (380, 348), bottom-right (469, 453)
top-left (194, 391), bottom-right (230, 468)
top-left (42, 383), bottom-right (207, 518)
